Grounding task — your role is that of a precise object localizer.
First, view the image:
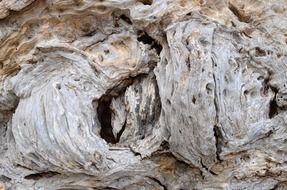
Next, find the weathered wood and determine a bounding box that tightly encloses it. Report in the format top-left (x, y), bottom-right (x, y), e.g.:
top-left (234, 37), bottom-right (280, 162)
top-left (0, 0), bottom-right (287, 189)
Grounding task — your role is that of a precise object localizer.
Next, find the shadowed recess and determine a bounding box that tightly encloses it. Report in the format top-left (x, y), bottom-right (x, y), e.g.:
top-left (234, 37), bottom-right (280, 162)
top-left (97, 95), bottom-right (117, 144)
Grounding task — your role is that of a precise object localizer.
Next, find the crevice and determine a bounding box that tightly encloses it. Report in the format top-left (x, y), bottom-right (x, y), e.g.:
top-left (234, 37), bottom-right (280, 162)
top-left (269, 97), bottom-right (278, 118)
top-left (116, 119), bottom-right (126, 142)
top-left (147, 177), bottom-right (167, 190)
top-left (137, 31), bottom-right (162, 55)
top-left (96, 77), bottom-right (136, 144)
top-left (24, 171), bottom-right (60, 180)
top-left (113, 12), bottom-right (133, 27)
top-left (255, 47), bottom-right (266, 57)
top-left (102, 187), bottom-right (120, 190)
top-left (16, 164), bottom-right (33, 170)
top-left (213, 125), bottom-right (223, 161)
top-left (96, 74), bottom-right (148, 144)
top-left (159, 140), bottom-right (170, 151)
top-left (119, 14), bottom-right (132, 25)
top-left (130, 147), bottom-right (142, 157)
top-left (211, 56), bottom-right (223, 162)
top-left (97, 95), bottom-right (116, 144)
top-left (264, 76), bottom-right (287, 118)
top-left (83, 30), bottom-right (97, 37)
top-left (150, 141), bottom-right (170, 157)
top-left (153, 74), bottom-right (163, 123)
top-left (138, 0), bottom-right (153, 5)
top-left (200, 159), bottom-right (208, 171)
top-left (228, 2), bottom-right (251, 23)
top-left (267, 82), bottom-right (279, 118)
top-left (192, 96), bottom-right (196, 104)
top-left (0, 175), bottom-right (11, 182)
top-left (200, 159), bottom-right (216, 175)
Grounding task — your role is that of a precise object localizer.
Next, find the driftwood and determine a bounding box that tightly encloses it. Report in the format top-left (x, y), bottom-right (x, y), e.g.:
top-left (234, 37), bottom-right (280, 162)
top-left (0, 0), bottom-right (287, 189)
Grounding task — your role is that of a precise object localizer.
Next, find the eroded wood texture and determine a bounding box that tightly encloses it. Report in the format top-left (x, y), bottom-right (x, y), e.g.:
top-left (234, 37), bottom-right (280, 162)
top-left (0, 0), bottom-right (287, 189)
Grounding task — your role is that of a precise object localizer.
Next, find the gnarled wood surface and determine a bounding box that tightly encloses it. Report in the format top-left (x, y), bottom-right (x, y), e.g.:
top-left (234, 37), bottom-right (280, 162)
top-left (1, 0), bottom-right (287, 189)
